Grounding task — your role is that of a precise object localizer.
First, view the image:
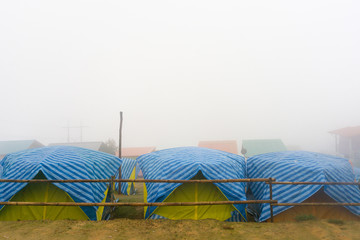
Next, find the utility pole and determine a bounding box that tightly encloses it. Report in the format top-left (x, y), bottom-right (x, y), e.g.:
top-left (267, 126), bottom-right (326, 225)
top-left (119, 112), bottom-right (123, 158)
top-left (63, 122), bottom-right (88, 142)
top-left (79, 121), bottom-right (85, 142)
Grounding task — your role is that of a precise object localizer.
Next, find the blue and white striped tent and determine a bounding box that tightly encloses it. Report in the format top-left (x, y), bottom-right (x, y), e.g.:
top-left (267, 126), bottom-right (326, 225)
top-left (115, 158), bottom-right (140, 195)
top-left (0, 146), bottom-right (122, 221)
top-left (247, 151), bottom-right (360, 222)
top-left (138, 147), bottom-right (247, 221)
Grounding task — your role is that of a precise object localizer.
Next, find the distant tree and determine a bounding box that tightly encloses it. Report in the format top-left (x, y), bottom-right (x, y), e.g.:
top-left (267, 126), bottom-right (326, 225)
top-left (100, 139), bottom-right (118, 155)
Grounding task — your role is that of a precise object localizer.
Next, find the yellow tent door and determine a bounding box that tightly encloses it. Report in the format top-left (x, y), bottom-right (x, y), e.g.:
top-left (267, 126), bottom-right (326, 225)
top-left (145, 182), bottom-right (240, 221)
top-left (0, 172), bottom-right (108, 221)
top-left (0, 181), bottom-right (89, 221)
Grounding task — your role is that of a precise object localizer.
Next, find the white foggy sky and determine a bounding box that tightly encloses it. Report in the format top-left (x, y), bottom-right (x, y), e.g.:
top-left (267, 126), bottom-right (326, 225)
top-left (1, 0), bottom-right (360, 153)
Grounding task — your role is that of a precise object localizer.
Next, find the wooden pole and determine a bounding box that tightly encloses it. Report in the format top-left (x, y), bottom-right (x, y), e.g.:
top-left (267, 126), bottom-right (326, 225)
top-left (269, 178), bottom-right (274, 223)
top-left (119, 111), bottom-right (123, 159)
top-left (0, 200), bottom-right (277, 207)
top-left (118, 111), bottom-right (123, 194)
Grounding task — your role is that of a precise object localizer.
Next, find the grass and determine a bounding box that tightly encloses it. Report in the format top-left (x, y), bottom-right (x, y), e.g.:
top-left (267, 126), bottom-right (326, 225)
top-left (327, 219), bottom-right (344, 225)
top-left (295, 214), bottom-right (316, 222)
top-left (111, 182), bottom-right (144, 219)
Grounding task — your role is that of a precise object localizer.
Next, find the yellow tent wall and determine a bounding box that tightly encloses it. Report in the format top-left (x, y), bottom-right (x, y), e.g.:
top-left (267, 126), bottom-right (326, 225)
top-left (153, 182), bottom-right (237, 220)
top-left (0, 172), bottom-right (108, 221)
top-left (0, 182), bottom-right (89, 221)
top-left (144, 175), bottom-right (243, 221)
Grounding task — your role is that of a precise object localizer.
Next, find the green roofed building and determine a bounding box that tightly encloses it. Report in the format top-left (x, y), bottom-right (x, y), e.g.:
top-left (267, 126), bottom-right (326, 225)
top-left (241, 139), bottom-right (287, 158)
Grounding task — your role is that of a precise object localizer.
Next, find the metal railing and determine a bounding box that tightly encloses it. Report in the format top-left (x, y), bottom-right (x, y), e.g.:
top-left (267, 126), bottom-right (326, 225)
top-left (1, 178), bottom-right (359, 222)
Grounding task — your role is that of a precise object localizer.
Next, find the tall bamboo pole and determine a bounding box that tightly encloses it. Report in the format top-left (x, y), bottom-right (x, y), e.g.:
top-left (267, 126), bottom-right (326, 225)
top-left (118, 111), bottom-right (123, 194)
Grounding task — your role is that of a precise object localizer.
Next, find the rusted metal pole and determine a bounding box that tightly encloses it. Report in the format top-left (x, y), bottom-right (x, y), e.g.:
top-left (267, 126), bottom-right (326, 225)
top-left (0, 178), bottom-right (272, 183)
top-left (273, 181), bottom-right (360, 185)
top-left (269, 178), bottom-right (274, 223)
top-left (0, 200), bottom-right (277, 207)
top-left (118, 111), bottom-right (123, 194)
top-left (274, 202), bottom-right (360, 206)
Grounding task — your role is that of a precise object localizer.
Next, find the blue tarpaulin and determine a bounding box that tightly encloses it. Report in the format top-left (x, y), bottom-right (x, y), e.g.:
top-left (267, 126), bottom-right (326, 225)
top-left (247, 151), bottom-right (360, 222)
top-left (0, 146), bottom-right (122, 220)
top-left (138, 147), bottom-right (247, 221)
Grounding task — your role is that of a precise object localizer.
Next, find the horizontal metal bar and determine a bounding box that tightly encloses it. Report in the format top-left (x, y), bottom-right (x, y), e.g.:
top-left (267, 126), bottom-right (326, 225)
top-left (0, 178), bottom-right (271, 183)
top-left (273, 202), bottom-right (360, 206)
top-left (0, 200), bottom-right (277, 207)
top-left (273, 181), bottom-right (360, 185)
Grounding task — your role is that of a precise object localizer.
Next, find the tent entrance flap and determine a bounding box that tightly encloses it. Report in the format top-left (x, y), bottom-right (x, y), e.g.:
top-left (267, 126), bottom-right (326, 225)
top-left (151, 181), bottom-right (236, 220)
top-left (96, 188), bottom-right (109, 221)
top-left (127, 167), bottom-right (137, 195)
top-left (144, 183), bottom-right (148, 218)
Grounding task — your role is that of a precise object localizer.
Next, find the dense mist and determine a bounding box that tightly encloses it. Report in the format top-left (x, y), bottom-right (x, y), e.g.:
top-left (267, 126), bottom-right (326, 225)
top-left (1, 0), bottom-right (359, 154)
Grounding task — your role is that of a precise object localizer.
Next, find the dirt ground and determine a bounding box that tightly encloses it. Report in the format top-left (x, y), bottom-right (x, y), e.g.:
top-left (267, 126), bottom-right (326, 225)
top-left (0, 219), bottom-right (359, 240)
top-left (1, 183), bottom-right (359, 240)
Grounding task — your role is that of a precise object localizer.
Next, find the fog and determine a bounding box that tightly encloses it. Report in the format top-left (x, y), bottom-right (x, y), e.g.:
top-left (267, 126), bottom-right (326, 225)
top-left (1, 0), bottom-right (359, 153)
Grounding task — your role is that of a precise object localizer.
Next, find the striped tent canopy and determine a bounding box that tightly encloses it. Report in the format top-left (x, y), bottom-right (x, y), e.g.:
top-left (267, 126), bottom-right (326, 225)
top-left (138, 147), bottom-right (247, 221)
top-left (0, 146), bottom-right (122, 220)
top-left (115, 158), bottom-right (140, 195)
top-left (247, 151), bottom-right (360, 222)
top-left (354, 167), bottom-right (360, 182)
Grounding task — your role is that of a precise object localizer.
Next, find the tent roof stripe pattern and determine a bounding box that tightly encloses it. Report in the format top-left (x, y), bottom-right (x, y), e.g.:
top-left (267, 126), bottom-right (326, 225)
top-left (354, 167), bottom-right (360, 182)
top-left (0, 146), bottom-right (122, 220)
top-left (247, 151), bottom-right (360, 222)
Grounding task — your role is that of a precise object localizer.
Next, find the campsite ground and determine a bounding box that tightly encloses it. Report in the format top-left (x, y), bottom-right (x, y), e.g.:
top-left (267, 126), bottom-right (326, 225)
top-left (0, 219), bottom-right (359, 240)
top-left (0, 183), bottom-right (359, 240)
